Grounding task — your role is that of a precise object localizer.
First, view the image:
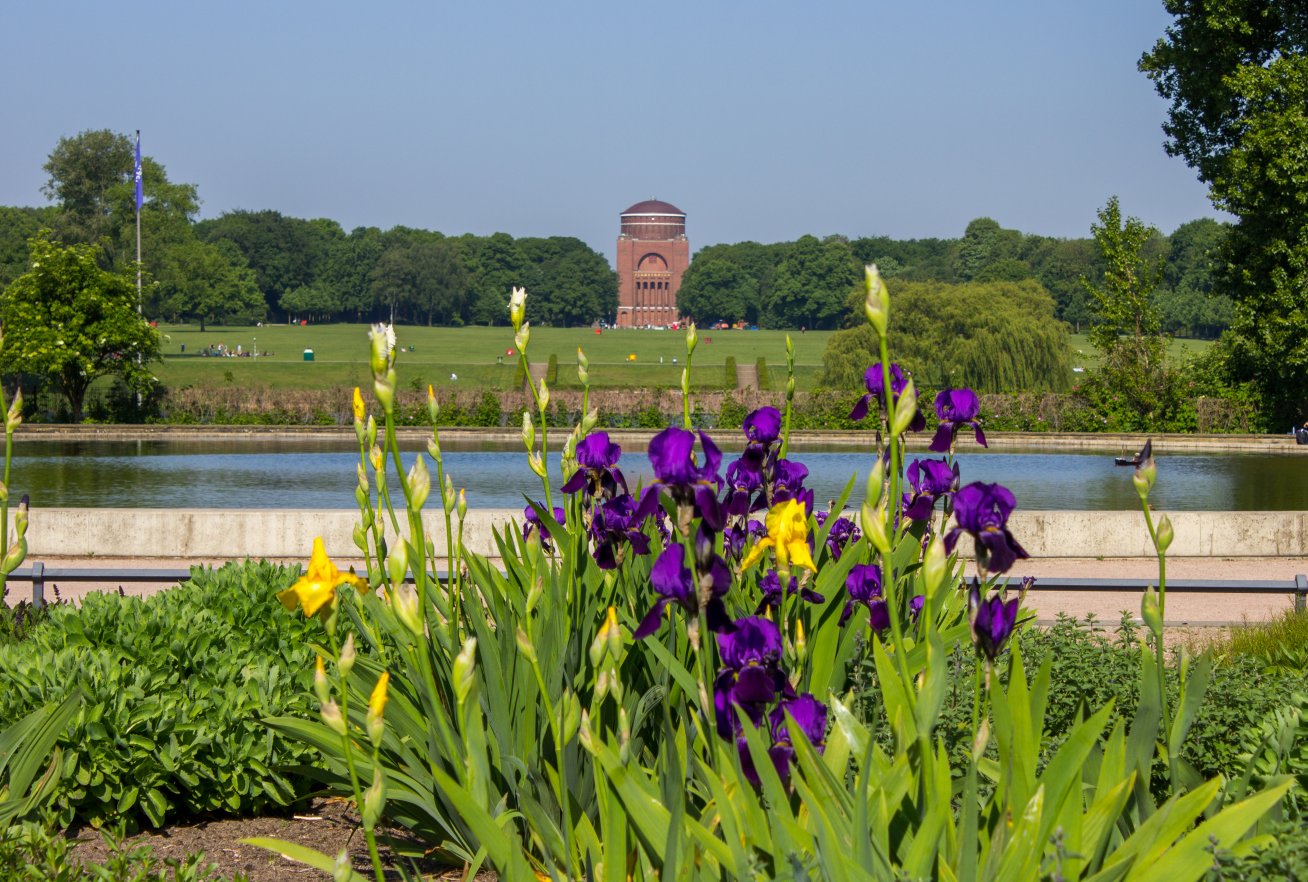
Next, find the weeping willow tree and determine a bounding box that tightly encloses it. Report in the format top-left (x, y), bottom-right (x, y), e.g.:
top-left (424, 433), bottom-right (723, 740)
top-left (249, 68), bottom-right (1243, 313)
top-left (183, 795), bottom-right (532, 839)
top-left (821, 278), bottom-right (1072, 393)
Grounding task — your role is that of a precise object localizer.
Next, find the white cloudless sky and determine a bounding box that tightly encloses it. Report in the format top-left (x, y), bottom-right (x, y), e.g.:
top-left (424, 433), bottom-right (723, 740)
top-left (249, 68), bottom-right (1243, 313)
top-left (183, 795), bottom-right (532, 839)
top-left (1, 1), bottom-right (1218, 260)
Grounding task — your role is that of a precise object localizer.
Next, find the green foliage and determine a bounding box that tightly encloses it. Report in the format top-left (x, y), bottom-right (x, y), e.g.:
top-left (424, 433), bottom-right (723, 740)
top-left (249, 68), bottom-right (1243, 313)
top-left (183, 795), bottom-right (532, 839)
top-left (724, 354), bottom-right (737, 387)
top-left (154, 237), bottom-right (265, 331)
top-left (822, 278), bottom-right (1071, 392)
top-left (0, 233), bottom-right (161, 421)
top-left (546, 352), bottom-right (559, 385)
top-left (1141, 1), bottom-right (1308, 426)
top-left (0, 562), bottom-right (322, 829)
top-left (677, 254), bottom-right (758, 326)
top-left (764, 234), bottom-right (860, 329)
top-left (755, 356), bottom-right (769, 390)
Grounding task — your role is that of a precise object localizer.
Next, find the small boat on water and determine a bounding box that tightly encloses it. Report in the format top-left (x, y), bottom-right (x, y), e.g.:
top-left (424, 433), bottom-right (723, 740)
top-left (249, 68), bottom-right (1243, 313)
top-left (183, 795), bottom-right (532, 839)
top-left (1114, 454), bottom-right (1141, 467)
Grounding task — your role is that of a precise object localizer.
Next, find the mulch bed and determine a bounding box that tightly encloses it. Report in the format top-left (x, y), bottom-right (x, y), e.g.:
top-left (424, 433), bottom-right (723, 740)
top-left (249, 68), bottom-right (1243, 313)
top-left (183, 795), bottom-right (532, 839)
top-left (68, 798), bottom-right (495, 881)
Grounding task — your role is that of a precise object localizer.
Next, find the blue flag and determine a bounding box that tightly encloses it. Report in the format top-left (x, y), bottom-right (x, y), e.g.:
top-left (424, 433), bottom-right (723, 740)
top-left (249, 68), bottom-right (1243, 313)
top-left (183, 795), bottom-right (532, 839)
top-left (134, 131), bottom-right (143, 212)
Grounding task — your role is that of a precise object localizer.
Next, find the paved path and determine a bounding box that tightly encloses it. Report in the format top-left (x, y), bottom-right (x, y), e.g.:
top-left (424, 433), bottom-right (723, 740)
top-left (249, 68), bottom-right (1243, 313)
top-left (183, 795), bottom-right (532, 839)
top-left (11, 554), bottom-right (1305, 628)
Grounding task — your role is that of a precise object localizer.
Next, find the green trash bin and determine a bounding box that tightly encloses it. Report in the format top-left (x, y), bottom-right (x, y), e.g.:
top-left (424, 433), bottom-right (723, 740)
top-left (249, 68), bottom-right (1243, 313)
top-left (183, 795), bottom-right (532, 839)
top-left (303, 349), bottom-right (315, 362)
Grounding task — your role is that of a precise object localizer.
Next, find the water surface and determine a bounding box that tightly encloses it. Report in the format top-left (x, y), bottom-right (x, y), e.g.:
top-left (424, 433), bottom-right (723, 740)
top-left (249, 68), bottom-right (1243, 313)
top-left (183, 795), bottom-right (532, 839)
top-left (10, 440), bottom-right (1307, 511)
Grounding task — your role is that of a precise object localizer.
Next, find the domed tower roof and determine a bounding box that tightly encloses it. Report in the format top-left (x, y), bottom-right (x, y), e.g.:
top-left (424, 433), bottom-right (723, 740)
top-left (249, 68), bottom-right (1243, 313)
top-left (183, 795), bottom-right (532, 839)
top-left (620, 199), bottom-right (686, 240)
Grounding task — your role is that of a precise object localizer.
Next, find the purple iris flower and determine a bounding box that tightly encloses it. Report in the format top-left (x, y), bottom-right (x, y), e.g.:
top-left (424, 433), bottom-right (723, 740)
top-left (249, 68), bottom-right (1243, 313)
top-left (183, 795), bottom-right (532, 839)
top-left (815, 511), bottom-right (861, 561)
top-left (755, 569), bottom-right (824, 614)
top-left (944, 482), bottom-right (1030, 574)
top-left (713, 616), bottom-right (789, 738)
top-left (590, 493), bottom-right (651, 569)
top-left (723, 459), bottom-right (763, 518)
top-left (522, 503), bottom-right (565, 553)
top-left (724, 519), bottom-right (766, 562)
top-left (561, 432), bottom-right (628, 499)
top-left (633, 544), bottom-right (730, 638)
top-left (929, 389), bottom-right (987, 453)
top-left (840, 564), bottom-right (890, 632)
top-left (765, 693), bottom-right (829, 782)
top-left (902, 458), bottom-right (960, 522)
top-left (968, 580), bottom-right (1022, 661)
top-left (642, 427), bottom-right (725, 531)
top-left (770, 459), bottom-right (812, 511)
top-left (744, 407), bottom-right (782, 445)
top-left (909, 594), bottom-right (925, 618)
top-left (849, 363), bottom-right (926, 432)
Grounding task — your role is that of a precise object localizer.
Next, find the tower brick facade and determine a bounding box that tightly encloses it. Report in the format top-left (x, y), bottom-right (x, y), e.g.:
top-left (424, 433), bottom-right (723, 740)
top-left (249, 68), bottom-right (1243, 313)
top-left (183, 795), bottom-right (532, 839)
top-left (615, 199), bottom-right (688, 328)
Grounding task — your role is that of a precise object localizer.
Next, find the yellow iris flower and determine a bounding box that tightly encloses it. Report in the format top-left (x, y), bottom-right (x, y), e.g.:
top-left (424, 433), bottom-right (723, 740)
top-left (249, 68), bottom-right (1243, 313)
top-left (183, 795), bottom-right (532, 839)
top-left (352, 387), bottom-right (366, 422)
top-left (368, 671), bottom-right (390, 720)
top-left (278, 537), bottom-right (371, 617)
top-left (740, 498), bottom-right (817, 573)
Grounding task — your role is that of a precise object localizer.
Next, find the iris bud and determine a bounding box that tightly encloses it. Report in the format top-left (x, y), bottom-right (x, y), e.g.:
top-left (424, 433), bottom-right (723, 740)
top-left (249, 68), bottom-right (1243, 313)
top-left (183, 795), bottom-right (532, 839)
top-left (686, 322), bottom-right (698, 355)
top-left (794, 618), bottom-right (807, 663)
top-left (361, 767), bottom-right (385, 831)
top-left (515, 626), bottom-right (537, 663)
top-left (452, 637), bottom-right (477, 706)
top-left (442, 473), bottom-right (455, 513)
top-left (368, 324), bottom-right (392, 375)
top-left (314, 655), bottom-right (330, 704)
top-left (618, 707), bottom-right (632, 763)
top-left (582, 408), bottom-right (599, 433)
top-left (681, 366), bottom-right (690, 392)
top-left (861, 501), bottom-right (892, 555)
top-left (332, 850), bottom-right (351, 882)
top-left (356, 462), bottom-right (369, 492)
top-left (923, 535), bottom-right (947, 599)
top-left (338, 633), bottom-right (356, 678)
top-left (6, 389), bottom-right (21, 432)
top-left (786, 334), bottom-right (795, 359)
top-left (372, 376), bottom-right (393, 413)
top-left (521, 411), bottom-right (535, 450)
top-left (393, 583), bottom-right (423, 637)
top-left (515, 322), bottom-right (531, 353)
top-left (369, 444), bottom-right (383, 473)
top-left (352, 524), bottom-right (367, 553)
top-left (526, 577), bottom-right (544, 613)
top-left (427, 384), bottom-right (439, 423)
top-left (538, 377), bottom-right (550, 410)
top-left (591, 606), bottom-right (621, 666)
top-left (786, 375), bottom-right (795, 400)
top-left (864, 264), bottom-right (889, 337)
top-left (528, 451), bottom-right (547, 479)
top-left (577, 348), bottom-right (589, 385)
top-left (366, 672), bottom-right (388, 747)
top-left (408, 456), bottom-right (430, 510)
top-left (562, 691), bottom-right (581, 745)
top-left (595, 668), bottom-right (610, 701)
top-left (1156, 513), bottom-right (1174, 553)
top-left (0, 480), bottom-right (8, 504)
top-left (508, 286), bottom-right (527, 330)
top-left (457, 488), bottom-right (467, 519)
top-left (386, 541), bottom-right (408, 587)
top-left (890, 380), bottom-right (919, 436)
top-left (1141, 586), bottom-right (1163, 634)
top-left (352, 387), bottom-right (366, 424)
top-left (578, 709), bottom-right (594, 753)
top-left (365, 415), bottom-right (377, 449)
top-left (427, 435), bottom-right (441, 462)
top-left (320, 699), bottom-right (347, 736)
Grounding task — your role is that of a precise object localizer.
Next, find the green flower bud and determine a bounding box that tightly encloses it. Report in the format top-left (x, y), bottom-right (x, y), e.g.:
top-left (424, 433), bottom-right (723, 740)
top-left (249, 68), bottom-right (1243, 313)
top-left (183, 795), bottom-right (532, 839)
top-left (515, 322), bottom-right (531, 353)
top-left (516, 626), bottom-right (537, 663)
top-left (686, 322), bottom-right (698, 355)
top-left (373, 374), bottom-right (394, 414)
top-left (365, 415), bottom-right (377, 449)
top-left (521, 410), bottom-right (535, 450)
top-left (453, 637), bottom-right (477, 707)
top-left (1156, 513), bottom-right (1174, 553)
top-left (320, 699), bottom-right (347, 736)
top-left (923, 535), bottom-right (947, 598)
top-left (890, 379), bottom-right (919, 436)
top-left (407, 456), bottom-right (430, 510)
top-left (864, 264), bottom-right (889, 337)
top-left (528, 451), bottom-right (547, 479)
top-left (6, 388), bottom-right (22, 433)
top-left (356, 462), bottom-right (369, 492)
top-left (0, 480), bottom-right (8, 504)
top-left (1141, 586), bottom-right (1163, 634)
top-left (314, 655), bottom-right (330, 705)
top-left (426, 435), bottom-right (442, 463)
top-left (442, 473), bottom-right (455, 513)
top-left (352, 524), bottom-right (367, 552)
top-left (538, 377), bottom-right (550, 410)
top-left (332, 850), bottom-right (352, 882)
top-left (785, 334), bottom-right (795, 360)
top-left (361, 767), bottom-right (385, 831)
top-left (338, 633), bottom-right (356, 678)
top-left (861, 501), bottom-right (892, 555)
top-left (368, 323), bottom-right (394, 375)
top-left (393, 583), bottom-right (423, 637)
top-left (386, 541), bottom-right (408, 587)
top-left (426, 384), bottom-right (439, 424)
top-left (562, 691), bottom-right (581, 745)
top-left (509, 286), bottom-right (527, 330)
top-left (457, 488), bottom-right (467, 520)
top-left (582, 408), bottom-right (599, 433)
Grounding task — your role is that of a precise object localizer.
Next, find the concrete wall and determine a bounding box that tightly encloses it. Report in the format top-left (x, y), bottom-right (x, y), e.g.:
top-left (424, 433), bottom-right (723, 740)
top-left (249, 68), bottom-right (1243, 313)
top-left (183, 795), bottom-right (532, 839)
top-left (25, 508), bottom-right (1308, 564)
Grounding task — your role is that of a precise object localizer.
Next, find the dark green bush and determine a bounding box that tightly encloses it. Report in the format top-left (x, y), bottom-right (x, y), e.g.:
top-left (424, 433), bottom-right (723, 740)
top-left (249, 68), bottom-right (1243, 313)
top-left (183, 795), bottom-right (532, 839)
top-left (0, 561), bottom-right (323, 830)
top-left (546, 353), bottom-right (559, 385)
top-left (724, 356), bottom-right (737, 387)
top-left (755, 357), bottom-right (770, 390)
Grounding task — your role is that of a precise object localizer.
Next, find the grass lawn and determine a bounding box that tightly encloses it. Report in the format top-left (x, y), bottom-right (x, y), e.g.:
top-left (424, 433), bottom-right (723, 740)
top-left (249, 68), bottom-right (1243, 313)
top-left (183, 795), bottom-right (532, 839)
top-left (1066, 333), bottom-right (1213, 372)
top-left (155, 324), bottom-right (832, 391)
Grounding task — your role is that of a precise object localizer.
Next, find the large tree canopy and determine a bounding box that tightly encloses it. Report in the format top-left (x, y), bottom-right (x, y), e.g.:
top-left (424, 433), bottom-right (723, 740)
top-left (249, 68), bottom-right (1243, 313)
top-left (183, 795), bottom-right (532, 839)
top-left (822, 279), bottom-right (1071, 394)
top-left (0, 233), bottom-right (160, 421)
top-left (1141, 1), bottom-right (1308, 423)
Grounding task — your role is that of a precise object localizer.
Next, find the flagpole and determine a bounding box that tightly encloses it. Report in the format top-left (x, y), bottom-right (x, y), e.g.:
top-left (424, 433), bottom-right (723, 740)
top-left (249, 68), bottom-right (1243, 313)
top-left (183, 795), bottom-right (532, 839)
top-left (135, 130), bottom-right (143, 410)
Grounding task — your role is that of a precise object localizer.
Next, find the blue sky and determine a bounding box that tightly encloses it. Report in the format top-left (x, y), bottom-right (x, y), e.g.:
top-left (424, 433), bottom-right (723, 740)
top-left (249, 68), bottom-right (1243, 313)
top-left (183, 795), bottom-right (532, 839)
top-left (2, 1), bottom-right (1216, 259)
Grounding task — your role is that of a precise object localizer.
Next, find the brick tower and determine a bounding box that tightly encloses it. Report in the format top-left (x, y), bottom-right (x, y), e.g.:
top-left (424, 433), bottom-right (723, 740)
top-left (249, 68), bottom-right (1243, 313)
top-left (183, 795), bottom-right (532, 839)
top-left (615, 199), bottom-right (688, 328)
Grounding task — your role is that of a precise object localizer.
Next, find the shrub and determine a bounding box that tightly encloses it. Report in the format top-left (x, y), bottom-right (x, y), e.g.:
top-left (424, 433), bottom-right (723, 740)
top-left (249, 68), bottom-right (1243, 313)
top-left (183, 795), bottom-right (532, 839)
top-left (724, 355), bottom-right (737, 387)
top-left (546, 353), bottom-right (559, 385)
top-left (0, 562), bottom-right (323, 829)
top-left (755, 356), bottom-right (770, 390)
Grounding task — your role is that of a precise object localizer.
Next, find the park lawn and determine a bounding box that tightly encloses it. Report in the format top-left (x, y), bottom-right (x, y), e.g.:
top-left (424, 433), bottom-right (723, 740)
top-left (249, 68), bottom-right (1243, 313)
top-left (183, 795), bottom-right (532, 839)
top-left (1067, 333), bottom-right (1213, 371)
top-left (155, 323), bottom-right (830, 391)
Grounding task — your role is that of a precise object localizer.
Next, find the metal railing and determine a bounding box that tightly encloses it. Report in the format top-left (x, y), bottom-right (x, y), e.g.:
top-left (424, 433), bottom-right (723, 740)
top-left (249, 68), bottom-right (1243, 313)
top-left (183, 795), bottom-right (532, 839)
top-left (4, 565), bottom-right (1307, 615)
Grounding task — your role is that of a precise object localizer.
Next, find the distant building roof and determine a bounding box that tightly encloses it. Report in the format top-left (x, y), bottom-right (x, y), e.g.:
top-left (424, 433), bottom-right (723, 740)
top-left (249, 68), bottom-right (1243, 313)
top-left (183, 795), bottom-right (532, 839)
top-left (621, 199), bottom-right (685, 216)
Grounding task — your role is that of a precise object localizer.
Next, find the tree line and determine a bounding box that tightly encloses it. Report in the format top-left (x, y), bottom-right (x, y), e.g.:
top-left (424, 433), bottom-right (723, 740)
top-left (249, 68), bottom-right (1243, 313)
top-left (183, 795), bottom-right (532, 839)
top-left (0, 131), bottom-right (618, 331)
top-left (674, 217), bottom-right (1232, 339)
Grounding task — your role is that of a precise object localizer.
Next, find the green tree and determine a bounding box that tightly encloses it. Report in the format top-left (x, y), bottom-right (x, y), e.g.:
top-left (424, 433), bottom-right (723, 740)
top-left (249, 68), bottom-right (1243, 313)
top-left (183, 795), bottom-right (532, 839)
top-left (1158, 218), bottom-right (1232, 338)
top-left (0, 207), bottom-right (58, 288)
top-left (821, 278), bottom-right (1071, 393)
top-left (461, 232), bottom-right (528, 326)
top-left (1141, 1), bottom-right (1308, 424)
top-left (153, 238), bottom-right (266, 330)
top-left (676, 255), bottom-right (758, 325)
top-left (0, 233), bottom-right (160, 421)
top-left (518, 237), bottom-right (617, 326)
top-left (370, 237), bottom-right (468, 325)
top-left (764, 235), bottom-right (860, 329)
top-left (1083, 197), bottom-right (1170, 420)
